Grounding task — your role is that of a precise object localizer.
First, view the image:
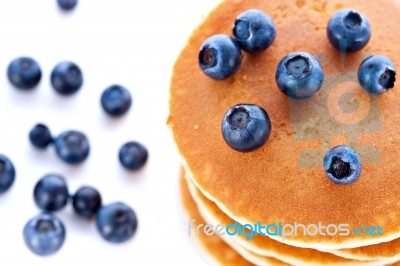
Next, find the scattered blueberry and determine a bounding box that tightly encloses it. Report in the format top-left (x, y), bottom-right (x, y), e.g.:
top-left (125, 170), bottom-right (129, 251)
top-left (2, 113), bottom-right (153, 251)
top-left (54, 130), bottom-right (90, 164)
top-left (33, 174), bottom-right (69, 212)
top-left (96, 202), bottom-right (138, 243)
top-left (221, 104), bottom-right (271, 152)
top-left (119, 141), bottom-right (148, 171)
top-left (101, 85), bottom-right (132, 117)
top-left (51, 61), bottom-right (83, 95)
top-left (23, 213), bottom-right (66, 256)
top-left (57, 0), bottom-right (78, 11)
top-left (327, 9), bottom-right (371, 53)
top-left (29, 124), bottom-right (53, 149)
top-left (358, 55), bottom-right (396, 94)
top-left (0, 154), bottom-right (16, 194)
top-left (199, 34), bottom-right (242, 80)
top-left (233, 9), bottom-right (276, 54)
top-left (7, 57), bottom-right (42, 90)
top-left (275, 52), bottom-right (324, 99)
top-left (72, 186), bottom-right (102, 219)
top-left (324, 145), bottom-right (361, 185)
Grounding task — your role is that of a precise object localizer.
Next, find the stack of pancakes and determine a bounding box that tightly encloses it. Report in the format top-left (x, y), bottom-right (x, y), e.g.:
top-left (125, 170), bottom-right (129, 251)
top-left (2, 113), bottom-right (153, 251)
top-left (168, 0), bottom-right (400, 265)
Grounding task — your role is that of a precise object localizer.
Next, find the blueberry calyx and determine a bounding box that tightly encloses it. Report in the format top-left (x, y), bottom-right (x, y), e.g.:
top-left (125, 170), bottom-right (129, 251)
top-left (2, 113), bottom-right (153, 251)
top-left (233, 19), bottom-right (251, 40)
top-left (343, 11), bottom-right (362, 29)
top-left (228, 107), bottom-right (250, 130)
top-left (285, 55), bottom-right (311, 78)
top-left (379, 68), bottom-right (396, 89)
top-left (328, 156), bottom-right (353, 179)
top-left (199, 46), bottom-right (218, 68)
top-left (36, 220), bottom-right (56, 233)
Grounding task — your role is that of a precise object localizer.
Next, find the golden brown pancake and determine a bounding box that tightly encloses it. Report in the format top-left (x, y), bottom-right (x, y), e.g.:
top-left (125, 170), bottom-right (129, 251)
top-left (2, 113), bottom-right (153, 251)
top-left (169, 0), bottom-right (400, 249)
top-left (179, 170), bottom-right (289, 266)
top-left (329, 242), bottom-right (400, 261)
top-left (184, 170), bottom-right (393, 265)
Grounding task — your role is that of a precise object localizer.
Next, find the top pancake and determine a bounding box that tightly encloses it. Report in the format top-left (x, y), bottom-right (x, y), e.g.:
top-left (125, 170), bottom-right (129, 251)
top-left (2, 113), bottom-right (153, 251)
top-left (169, 0), bottom-right (400, 249)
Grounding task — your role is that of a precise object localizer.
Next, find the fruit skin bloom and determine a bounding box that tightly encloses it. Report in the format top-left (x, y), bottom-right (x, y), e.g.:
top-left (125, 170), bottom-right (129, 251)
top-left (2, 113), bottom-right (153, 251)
top-left (324, 145), bottom-right (362, 185)
top-left (275, 52), bottom-right (324, 99)
top-left (23, 213), bottom-right (66, 256)
top-left (198, 34), bottom-right (242, 80)
top-left (327, 9), bottom-right (371, 52)
top-left (221, 104), bottom-right (271, 152)
top-left (358, 55), bottom-right (396, 95)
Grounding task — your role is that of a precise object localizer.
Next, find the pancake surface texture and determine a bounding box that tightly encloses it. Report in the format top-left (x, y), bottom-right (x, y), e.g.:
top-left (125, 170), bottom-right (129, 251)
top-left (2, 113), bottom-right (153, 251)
top-left (169, 0), bottom-right (400, 249)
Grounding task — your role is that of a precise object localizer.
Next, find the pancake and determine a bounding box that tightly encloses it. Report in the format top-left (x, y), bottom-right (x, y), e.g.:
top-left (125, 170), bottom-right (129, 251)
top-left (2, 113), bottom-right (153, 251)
top-left (179, 169), bottom-right (289, 266)
top-left (169, 0), bottom-right (400, 249)
top-left (184, 169), bottom-right (392, 266)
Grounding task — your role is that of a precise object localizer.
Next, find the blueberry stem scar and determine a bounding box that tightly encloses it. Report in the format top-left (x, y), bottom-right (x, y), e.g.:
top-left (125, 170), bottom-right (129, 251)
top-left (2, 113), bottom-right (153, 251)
top-left (285, 55), bottom-right (311, 78)
top-left (343, 11), bottom-right (362, 29)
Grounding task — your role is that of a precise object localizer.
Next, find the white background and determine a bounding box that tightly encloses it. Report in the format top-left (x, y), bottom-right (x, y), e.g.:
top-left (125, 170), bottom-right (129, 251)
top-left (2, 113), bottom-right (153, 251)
top-left (0, 0), bottom-right (219, 265)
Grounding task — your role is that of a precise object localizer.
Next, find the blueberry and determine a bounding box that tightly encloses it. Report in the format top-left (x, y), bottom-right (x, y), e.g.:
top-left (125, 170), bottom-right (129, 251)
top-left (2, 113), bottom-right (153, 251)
top-left (199, 34), bottom-right (242, 80)
top-left (34, 174), bottom-right (69, 212)
top-left (233, 9), bottom-right (276, 54)
top-left (119, 141), bottom-right (148, 171)
top-left (72, 186), bottom-right (102, 219)
top-left (51, 62), bottom-right (83, 95)
top-left (7, 57), bottom-right (42, 90)
top-left (275, 52), bottom-right (324, 99)
top-left (23, 213), bottom-right (66, 256)
top-left (57, 0), bottom-right (78, 11)
top-left (324, 145), bottom-right (361, 185)
top-left (54, 130), bottom-right (90, 164)
top-left (96, 202), bottom-right (138, 243)
top-left (29, 124), bottom-right (53, 149)
top-left (358, 55), bottom-right (396, 95)
top-left (0, 154), bottom-right (16, 194)
top-left (221, 104), bottom-right (271, 152)
top-left (101, 85), bottom-right (132, 117)
top-left (327, 9), bottom-right (371, 53)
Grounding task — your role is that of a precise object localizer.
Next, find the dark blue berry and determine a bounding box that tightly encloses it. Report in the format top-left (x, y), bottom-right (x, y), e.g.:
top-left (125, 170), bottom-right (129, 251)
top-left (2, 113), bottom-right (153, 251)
top-left (96, 202), bottom-right (138, 243)
top-left (23, 213), bottom-right (66, 256)
top-left (324, 145), bottom-right (361, 185)
top-left (233, 9), bottom-right (276, 54)
top-left (221, 104), bottom-right (271, 152)
top-left (54, 130), bottom-right (90, 164)
top-left (72, 186), bottom-right (102, 219)
top-left (7, 57), bottom-right (42, 90)
top-left (0, 154), bottom-right (16, 194)
top-left (358, 55), bottom-right (396, 94)
top-left (57, 0), bottom-right (78, 11)
top-left (51, 62), bottom-right (83, 95)
top-left (119, 141), bottom-right (148, 171)
top-left (327, 9), bottom-right (371, 53)
top-left (29, 124), bottom-right (53, 149)
top-left (101, 85), bottom-right (132, 117)
top-left (34, 174), bottom-right (69, 212)
top-left (275, 52), bottom-right (324, 99)
top-left (199, 34), bottom-right (242, 80)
